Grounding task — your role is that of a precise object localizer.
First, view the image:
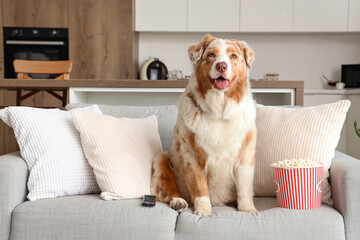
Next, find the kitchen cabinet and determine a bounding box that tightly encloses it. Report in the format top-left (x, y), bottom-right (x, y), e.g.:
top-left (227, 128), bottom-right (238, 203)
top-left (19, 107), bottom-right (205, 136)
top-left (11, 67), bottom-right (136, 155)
top-left (293, 0), bottom-right (348, 32)
top-left (66, 80), bottom-right (303, 106)
top-left (240, 0), bottom-right (293, 32)
top-left (348, 0), bottom-right (360, 31)
top-left (135, 0), bottom-right (356, 32)
top-left (2, 0), bottom-right (68, 28)
top-left (188, 0), bottom-right (240, 32)
top-left (69, 0), bottom-right (138, 79)
top-left (135, 0), bottom-right (187, 31)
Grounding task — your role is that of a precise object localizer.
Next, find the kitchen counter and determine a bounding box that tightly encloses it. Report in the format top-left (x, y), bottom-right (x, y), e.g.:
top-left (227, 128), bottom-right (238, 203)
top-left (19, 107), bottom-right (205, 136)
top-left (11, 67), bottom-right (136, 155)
top-left (0, 79), bottom-right (304, 106)
top-left (0, 79), bottom-right (189, 88)
top-left (0, 78), bottom-right (302, 88)
top-left (304, 88), bottom-right (360, 95)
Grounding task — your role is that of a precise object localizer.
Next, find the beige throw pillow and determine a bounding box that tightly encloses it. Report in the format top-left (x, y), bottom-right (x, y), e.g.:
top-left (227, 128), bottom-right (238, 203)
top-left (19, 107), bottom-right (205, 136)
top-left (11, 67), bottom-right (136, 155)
top-left (255, 100), bottom-right (351, 205)
top-left (71, 110), bottom-right (163, 200)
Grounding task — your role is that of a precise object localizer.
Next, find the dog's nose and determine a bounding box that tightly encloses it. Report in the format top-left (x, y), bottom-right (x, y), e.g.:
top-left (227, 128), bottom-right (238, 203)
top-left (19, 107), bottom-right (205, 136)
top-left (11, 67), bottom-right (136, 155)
top-left (216, 62), bottom-right (228, 73)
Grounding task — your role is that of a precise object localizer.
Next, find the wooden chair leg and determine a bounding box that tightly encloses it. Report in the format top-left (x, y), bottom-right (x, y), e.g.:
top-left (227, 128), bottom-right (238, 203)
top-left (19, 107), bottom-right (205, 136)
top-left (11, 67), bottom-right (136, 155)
top-left (62, 89), bottom-right (68, 107)
top-left (16, 89), bottom-right (22, 106)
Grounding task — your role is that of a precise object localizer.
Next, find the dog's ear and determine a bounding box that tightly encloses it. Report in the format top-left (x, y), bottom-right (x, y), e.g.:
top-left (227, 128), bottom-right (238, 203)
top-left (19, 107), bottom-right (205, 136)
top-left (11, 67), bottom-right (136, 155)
top-left (188, 34), bottom-right (215, 67)
top-left (237, 41), bottom-right (255, 70)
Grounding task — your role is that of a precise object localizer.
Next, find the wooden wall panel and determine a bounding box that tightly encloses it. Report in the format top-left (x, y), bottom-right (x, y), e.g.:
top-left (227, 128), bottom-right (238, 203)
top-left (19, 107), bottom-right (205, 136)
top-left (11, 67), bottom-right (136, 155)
top-left (3, 0), bottom-right (69, 28)
top-left (0, 0), bottom-right (6, 155)
top-left (0, 90), bottom-right (5, 155)
top-left (69, 0), bottom-right (138, 79)
top-left (3, 90), bottom-right (18, 154)
top-left (0, 0), bottom-right (3, 78)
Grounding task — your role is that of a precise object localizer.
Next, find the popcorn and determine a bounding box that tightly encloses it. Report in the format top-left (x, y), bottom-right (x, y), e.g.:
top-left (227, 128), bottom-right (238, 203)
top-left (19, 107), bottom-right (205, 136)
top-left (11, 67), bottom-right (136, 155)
top-left (271, 158), bottom-right (324, 168)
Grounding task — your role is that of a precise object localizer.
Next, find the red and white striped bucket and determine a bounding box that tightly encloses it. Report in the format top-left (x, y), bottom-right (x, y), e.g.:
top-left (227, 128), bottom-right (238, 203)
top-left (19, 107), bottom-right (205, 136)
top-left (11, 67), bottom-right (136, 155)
top-left (272, 166), bottom-right (324, 209)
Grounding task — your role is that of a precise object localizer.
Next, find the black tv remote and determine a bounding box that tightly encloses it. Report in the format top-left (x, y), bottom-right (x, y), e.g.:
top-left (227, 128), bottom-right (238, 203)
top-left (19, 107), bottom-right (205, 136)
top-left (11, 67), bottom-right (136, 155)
top-left (142, 195), bottom-right (156, 207)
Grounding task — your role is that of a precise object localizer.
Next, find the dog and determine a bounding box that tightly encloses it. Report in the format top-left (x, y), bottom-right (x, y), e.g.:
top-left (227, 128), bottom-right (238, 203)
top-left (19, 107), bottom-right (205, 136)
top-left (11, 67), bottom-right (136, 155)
top-left (151, 34), bottom-right (257, 216)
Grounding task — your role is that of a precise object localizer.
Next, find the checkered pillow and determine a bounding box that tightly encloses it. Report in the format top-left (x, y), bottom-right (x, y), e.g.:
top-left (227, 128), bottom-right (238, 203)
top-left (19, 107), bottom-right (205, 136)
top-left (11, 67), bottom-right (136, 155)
top-left (0, 106), bottom-right (102, 200)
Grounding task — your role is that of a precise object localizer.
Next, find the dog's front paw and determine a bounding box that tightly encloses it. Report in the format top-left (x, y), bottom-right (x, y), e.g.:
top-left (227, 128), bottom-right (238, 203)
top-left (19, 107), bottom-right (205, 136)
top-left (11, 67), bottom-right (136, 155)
top-left (170, 197), bottom-right (188, 212)
top-left (237, 199), bottom-right (257, 213)
top-left (194, 196), bottom-right (212, 216)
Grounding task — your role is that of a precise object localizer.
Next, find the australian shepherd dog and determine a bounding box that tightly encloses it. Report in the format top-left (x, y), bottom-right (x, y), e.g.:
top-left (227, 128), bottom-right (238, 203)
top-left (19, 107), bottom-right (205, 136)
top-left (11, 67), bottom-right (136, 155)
top-left (151, 34), bottom-right (257, 216)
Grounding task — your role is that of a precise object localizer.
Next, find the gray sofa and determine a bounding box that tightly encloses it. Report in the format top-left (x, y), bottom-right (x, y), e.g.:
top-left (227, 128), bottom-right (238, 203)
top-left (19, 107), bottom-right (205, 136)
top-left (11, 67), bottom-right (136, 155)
top-left (0, 103), bottom-right (359, 240)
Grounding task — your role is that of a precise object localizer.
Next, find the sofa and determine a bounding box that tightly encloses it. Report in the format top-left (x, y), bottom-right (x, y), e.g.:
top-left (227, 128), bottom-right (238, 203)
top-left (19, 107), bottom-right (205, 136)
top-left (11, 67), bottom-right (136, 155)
top-left (0, 103), bottom-right (359, 240)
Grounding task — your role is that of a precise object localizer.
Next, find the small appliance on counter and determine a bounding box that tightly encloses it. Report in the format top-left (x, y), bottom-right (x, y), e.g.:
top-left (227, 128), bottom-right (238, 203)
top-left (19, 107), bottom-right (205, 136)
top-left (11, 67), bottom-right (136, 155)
top-left (140, 57), bottom-right (168, 80)
top-left (167, 68), bottom-right (183, 80)
top-left (342, 64), bottom-right (360, 88)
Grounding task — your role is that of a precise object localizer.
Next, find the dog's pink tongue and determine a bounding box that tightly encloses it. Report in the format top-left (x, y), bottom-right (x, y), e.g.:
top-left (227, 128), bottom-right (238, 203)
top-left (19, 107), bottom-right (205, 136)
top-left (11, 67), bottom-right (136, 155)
top-left (215, 79), bottom-right (230, 89)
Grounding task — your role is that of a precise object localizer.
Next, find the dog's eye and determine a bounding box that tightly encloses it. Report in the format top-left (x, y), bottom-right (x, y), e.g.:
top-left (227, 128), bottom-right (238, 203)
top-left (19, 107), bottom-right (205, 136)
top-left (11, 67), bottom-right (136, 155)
top-left (208, 52), bottom-right (215, 57)
top-left (231, 54), bottom-right (238, 59)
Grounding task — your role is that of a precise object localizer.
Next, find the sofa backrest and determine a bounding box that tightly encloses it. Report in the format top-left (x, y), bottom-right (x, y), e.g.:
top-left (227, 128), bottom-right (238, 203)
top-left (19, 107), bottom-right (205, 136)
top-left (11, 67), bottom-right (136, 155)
top-left (66, 103), bottom-right (178, 151)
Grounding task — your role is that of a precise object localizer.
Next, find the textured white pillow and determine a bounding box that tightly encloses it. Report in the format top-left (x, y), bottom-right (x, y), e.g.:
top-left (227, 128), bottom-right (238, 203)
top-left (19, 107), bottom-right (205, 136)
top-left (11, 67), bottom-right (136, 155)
top-left (71, 110), bottom-right (163, 200)
top-left (255, 100), bottom-right (351, 205)
top-left (0, 106), bottom-right (102, 200)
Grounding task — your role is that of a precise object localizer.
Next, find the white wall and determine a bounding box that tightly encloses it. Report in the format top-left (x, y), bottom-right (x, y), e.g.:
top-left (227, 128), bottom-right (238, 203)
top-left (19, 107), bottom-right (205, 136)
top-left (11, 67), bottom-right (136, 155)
top-left (138, 32), bottom-right (360, 89)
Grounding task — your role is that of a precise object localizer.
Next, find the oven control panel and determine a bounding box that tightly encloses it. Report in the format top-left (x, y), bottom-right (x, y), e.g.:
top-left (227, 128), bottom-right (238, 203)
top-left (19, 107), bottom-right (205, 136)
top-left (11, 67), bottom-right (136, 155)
top-left (4, 27), bottom-right (67, 39)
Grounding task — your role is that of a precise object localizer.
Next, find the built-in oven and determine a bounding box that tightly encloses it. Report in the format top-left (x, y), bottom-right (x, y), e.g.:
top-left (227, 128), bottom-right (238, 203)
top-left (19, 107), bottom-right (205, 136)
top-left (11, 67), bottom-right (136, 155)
top-left (3, 27), bottom-right (69, 78)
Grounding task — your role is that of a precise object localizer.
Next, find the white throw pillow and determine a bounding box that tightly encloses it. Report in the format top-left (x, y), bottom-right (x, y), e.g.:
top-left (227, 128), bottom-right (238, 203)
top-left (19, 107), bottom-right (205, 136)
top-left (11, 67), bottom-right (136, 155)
top-left (0, 106), bottom-right (102, 201)
top-left (71, 110), bottom-right (163, 200)
top-left (254, 100), bottom-right (351, 205)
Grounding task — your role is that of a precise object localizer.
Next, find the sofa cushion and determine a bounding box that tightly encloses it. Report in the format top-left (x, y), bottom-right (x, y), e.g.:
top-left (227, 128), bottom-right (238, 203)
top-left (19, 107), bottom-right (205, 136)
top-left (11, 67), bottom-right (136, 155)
top-left (66, 103), bottom-right (178, 151)
top-left (10, 195), bottom-right (178, 240)
top-left (175, 197), bottom-right (345, 240)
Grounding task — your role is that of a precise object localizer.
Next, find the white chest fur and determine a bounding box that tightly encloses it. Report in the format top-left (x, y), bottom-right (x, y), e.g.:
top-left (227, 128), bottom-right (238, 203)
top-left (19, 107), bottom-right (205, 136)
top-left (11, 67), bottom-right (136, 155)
top-left (190, 89), bottom-right (256, 205)
top-left (194, 89), bottom-right (256, 157)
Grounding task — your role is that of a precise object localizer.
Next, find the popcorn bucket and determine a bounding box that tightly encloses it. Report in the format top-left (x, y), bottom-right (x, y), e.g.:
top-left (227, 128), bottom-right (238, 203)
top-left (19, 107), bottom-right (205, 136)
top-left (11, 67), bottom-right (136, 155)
top-left (272, 166), bottom-right (324, 209)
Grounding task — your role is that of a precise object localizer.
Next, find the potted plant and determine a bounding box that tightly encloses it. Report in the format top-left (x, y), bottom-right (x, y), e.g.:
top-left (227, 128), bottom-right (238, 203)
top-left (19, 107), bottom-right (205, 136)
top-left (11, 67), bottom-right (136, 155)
top-left (354, 120), bottom-right (360, 138)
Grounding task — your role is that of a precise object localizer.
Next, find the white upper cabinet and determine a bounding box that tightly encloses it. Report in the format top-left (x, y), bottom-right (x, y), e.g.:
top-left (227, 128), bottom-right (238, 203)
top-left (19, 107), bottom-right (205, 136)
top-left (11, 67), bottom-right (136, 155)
top-left (348, 0), bottom-right (360, 31)
top-left (240, 0), bottom-right (293, 32)
top-left (188, 0), bottom-right (240, 32)
top-left (293, 0), bottom-right (349, 32)
top-left (135, 0), bottom-right (187, 31)
top-left (135, 0), bottom-right (356, 32)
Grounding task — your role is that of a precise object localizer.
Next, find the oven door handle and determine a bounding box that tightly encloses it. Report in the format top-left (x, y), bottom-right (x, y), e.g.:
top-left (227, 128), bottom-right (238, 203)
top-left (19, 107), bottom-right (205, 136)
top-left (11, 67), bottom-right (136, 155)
top-left (5, 40), bottom-right (65, 45)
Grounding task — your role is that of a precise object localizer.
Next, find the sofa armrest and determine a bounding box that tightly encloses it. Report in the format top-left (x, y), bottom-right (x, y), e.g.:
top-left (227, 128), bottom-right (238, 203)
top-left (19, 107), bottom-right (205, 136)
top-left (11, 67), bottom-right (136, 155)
top-left (0, 152), bottom-right (28, 240)
top-left (330, 151), bottom-right (360, 240)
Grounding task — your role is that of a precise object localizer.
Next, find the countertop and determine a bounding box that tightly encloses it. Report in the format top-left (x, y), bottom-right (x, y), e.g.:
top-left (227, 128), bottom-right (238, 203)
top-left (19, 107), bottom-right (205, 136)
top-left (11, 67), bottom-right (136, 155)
top-left (0, 79), bottom-right (304, 89)
top-left (304, 88), bottom-right (360, 95)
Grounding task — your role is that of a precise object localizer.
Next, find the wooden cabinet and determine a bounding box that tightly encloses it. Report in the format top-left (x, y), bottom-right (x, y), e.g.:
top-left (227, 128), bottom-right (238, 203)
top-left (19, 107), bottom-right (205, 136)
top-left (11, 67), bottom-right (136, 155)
top-left (135, 0), bottom-right (187, 31)
top-left (293, 0), bottom-right (348, 32)
top-left (69, 0), bottom-right (138, 79)
top-left (240, 0), bottom-right (293, 32)
top-left (2, 0), bottom-right (68, 27)
top-left (348, 0), bottom-right (360, 31)
top-left (188, 0), bottom-right (240, 32)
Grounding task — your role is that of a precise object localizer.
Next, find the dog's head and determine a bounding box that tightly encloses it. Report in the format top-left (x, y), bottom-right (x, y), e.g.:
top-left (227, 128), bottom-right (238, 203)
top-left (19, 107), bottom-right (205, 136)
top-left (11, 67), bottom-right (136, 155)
top-left (188, 34), bottom-right (254, 101)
